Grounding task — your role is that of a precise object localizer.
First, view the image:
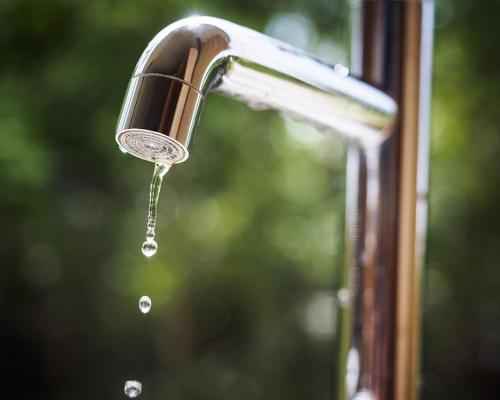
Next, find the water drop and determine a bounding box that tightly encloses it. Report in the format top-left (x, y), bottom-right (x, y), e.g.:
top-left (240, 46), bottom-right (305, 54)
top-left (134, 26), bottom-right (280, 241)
top-left (334, 63), bottom-right (350, 77)
top-left (141, 239), bottom-right (158, 257)
top-left (139, 295), bottom-right (152, 314)
top-left (124, 380), bottom-right (142, 398)
top-left (119, 145), bottom-right (128, 154)
top-left (145, 228), bottom-right (155, 241)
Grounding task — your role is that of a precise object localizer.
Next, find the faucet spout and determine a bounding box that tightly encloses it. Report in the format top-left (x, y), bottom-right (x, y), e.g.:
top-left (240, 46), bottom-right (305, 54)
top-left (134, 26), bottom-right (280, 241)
top-left (115, 16), bottom-right (396, 164)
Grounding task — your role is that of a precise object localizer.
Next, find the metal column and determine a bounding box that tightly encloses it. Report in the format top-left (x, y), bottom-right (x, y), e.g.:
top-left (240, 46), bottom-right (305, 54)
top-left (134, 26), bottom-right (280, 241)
top-left (339, 1), bottom-right (434, 399)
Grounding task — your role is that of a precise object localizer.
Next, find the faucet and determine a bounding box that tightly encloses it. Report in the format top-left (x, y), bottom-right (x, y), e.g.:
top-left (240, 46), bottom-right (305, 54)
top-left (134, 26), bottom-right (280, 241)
top-left (115, 1), bottom-right (433, 399)
top-left (115, 16), bottom-right (396, 163)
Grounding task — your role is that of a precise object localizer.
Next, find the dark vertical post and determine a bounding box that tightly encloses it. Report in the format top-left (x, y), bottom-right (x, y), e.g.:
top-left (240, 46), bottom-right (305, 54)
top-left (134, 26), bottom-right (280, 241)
top-left (338, 1), bottom-right (433, 399)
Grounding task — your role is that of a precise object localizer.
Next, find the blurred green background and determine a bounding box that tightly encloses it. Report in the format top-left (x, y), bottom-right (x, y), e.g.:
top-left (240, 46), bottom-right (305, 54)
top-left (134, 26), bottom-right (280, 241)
top-left (1, 0), bottom-right (499, 399)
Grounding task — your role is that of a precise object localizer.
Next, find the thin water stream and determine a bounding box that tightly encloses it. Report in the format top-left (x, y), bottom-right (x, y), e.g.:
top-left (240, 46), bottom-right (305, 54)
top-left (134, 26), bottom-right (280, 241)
top-left (141, 163), bottom-right (171, 257)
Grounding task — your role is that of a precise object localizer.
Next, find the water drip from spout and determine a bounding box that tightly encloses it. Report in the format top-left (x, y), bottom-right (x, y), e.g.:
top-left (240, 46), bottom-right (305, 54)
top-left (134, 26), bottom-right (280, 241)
top-left (141, 163), bottom-right (170, 257)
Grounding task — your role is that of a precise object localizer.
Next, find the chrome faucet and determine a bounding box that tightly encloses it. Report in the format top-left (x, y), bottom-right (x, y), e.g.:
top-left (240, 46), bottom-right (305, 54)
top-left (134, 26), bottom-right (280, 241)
top-left (115, 1), bottom-right (433, 399)
top-left (116, 16), bottom-right (396, 163)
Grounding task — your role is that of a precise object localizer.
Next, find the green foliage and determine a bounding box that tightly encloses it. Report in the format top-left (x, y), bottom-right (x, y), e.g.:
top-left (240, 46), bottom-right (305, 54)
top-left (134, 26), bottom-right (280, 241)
top-left (423, 1), bottom-right (500, 399)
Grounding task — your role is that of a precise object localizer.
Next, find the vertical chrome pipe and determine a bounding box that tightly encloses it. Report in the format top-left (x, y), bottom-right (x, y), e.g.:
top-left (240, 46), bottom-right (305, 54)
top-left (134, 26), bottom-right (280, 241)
top-left (338, 1), bottom-right (433, 399)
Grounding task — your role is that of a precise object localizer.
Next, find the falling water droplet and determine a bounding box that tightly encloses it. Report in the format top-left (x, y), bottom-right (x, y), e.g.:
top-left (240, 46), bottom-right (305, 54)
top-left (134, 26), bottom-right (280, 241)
top-left (145, 228), bottom-right (155, 241)
top-left (139, 295), bottom-right (152, 314)
top-left (124, 380), bottom-right (142, 398)
top-left (141, 239), bottom-right (158, 257)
